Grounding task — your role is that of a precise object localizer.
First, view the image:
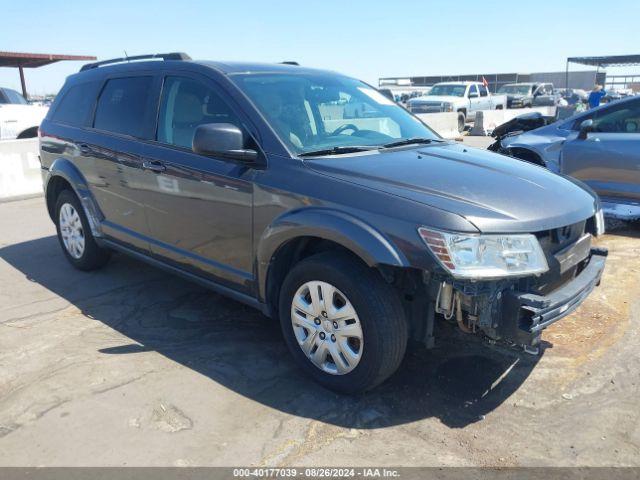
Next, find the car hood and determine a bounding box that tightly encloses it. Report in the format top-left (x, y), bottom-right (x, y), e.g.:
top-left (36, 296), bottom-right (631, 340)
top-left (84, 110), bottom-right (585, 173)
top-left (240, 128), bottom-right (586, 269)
top-left (409, 95), bottom-right (462, 104)
top-left (305, 142), bottom-right (597, 233)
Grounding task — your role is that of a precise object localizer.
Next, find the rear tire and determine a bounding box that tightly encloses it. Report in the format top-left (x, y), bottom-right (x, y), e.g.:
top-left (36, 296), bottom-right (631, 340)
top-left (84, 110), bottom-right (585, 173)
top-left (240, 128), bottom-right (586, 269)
top-left (279, 252), bottom-right (408, 394)
top-left (55, 189), bottom-right (110, 271)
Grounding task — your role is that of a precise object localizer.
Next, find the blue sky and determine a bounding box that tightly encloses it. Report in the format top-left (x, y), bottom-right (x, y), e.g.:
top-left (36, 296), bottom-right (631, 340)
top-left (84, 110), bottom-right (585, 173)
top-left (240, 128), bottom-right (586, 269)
top-left (2, 0), bottom-right (639, 95)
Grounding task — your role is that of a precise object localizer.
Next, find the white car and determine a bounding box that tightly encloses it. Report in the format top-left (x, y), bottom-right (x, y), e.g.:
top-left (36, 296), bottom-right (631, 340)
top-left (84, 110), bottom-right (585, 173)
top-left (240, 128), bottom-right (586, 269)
top-left (406, 81), bottom-right (507, 132)
top-left (0, 87), bottom-right (49, 140)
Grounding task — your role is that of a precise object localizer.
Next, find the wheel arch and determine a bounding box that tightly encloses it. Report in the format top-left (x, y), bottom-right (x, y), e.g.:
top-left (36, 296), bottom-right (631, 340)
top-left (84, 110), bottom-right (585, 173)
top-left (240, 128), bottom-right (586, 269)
top-left (506, 146), bottom-right (546, 167)
top-left (257, 208), bottom-right (410, 316)
top-left (44, 158), bottom-right (104, 236)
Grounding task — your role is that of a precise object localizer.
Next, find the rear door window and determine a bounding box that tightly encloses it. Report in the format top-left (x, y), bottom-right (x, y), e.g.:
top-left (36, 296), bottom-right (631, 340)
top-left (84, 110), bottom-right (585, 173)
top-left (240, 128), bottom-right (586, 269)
top-left (51, 81), bottom-right (101, 127)
top-left (94, 76), bottom-right (154, 138)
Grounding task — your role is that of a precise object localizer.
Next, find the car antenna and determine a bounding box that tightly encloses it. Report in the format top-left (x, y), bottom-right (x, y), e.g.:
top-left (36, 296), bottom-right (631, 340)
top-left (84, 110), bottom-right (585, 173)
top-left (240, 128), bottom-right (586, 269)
top-left (124, 50), bottom-right (129, 62)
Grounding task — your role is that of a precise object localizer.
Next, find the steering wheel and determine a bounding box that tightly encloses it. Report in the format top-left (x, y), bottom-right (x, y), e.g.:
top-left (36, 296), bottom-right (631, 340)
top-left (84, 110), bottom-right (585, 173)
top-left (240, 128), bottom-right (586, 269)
top-left (331, 124), bottom-right (360, 136)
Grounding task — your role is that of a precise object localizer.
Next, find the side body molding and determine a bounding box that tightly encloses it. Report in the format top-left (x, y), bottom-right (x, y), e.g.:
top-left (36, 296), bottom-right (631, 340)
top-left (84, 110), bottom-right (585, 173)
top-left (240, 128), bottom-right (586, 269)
top-left (44, 158), bottom-right (104, 237)
top-left (256, 207), bottom-right (410, 303)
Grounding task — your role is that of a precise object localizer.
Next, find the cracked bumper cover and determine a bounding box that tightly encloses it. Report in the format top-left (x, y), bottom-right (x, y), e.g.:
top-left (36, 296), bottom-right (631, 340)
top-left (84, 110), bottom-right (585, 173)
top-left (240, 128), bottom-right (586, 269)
top-left (500, 248), bottom-right (608, 346)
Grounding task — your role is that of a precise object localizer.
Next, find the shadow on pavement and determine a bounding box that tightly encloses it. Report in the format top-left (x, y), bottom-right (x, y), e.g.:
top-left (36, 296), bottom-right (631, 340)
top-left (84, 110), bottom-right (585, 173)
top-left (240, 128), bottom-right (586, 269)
top-left (0, 235), bottom-right (542, 429)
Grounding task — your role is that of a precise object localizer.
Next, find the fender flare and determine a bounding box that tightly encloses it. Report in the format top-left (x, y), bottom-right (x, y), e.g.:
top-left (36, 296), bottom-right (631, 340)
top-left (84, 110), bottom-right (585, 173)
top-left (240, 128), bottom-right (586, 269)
top-left (45, 158), bottom-right (104, 236)
top-left (256, 207), bottom-right (410, 302)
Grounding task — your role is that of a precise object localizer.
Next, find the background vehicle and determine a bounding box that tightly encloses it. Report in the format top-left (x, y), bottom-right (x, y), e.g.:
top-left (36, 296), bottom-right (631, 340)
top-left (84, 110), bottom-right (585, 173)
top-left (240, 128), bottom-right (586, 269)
top-left (558, 88), bottom-right (588, 105)
top-left (531, 83), bottom-right (561, 106)
top-left (498, 82), bottom-right (538, 108)
top-left (501, 96), bottom-right (640, 220)
top-left (406, 81), bottom-right (506, 132)
top-left (0, 87), bottom-right (49, 140)
top-left (40, 54), bottom-right (605, 393)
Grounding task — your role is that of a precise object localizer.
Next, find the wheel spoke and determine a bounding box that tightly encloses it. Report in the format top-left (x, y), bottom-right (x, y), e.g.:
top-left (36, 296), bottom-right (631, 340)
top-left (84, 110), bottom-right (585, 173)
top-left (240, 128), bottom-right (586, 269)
top-left (335, 322), bottom-right (363, 340)
top-left (292, 309), bottom-right (318, 332)
top-left (329, 302), bottom-right (356, 322)
top-left (308, 282), bottom-right (324, 314)
top-left (299, 330), bottom-right (318, 356)
top-left (292, 293), bottom-right (317, 319)
top-left (329, 342), bottom-right (350, 374)
top-left (310, 339), bottom-right (329, 366)
top-left (319, 282), bottom-right (335, 312)
top-left (337, 337), bottom-right (361, 363)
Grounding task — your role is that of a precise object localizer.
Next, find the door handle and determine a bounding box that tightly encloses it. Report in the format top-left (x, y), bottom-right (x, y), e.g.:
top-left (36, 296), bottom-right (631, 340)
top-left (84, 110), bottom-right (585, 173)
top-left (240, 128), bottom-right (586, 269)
top-left (142, 160), bottom-right (166, 173)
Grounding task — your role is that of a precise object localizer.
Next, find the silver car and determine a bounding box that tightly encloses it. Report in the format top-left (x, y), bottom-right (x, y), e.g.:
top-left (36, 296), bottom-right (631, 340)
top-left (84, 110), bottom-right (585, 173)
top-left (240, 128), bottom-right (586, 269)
top-left (501, 96), bottom-right (640, 220)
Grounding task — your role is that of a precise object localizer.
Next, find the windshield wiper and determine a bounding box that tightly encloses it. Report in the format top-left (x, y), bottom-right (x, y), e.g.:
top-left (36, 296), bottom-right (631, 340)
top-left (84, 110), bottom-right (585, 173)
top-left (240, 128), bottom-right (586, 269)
top-left (380, 137), bottom-right (445, 149)
top-left (298, 145), bottom-right (378, 157)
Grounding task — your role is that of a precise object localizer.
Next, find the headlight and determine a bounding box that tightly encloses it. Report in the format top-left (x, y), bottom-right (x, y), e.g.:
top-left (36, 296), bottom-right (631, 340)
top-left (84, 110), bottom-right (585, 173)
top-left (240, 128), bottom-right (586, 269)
top-left (595, 208), bottom-right (605, 236)
top-left (418, 228), bottom-right (549, 279)
top-left (442, 102), bottom-right (454, 112)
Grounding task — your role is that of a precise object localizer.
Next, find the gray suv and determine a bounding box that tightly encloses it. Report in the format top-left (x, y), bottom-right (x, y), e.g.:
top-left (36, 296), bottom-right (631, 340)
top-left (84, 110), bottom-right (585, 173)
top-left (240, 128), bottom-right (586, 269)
top-left (39, 53), bottom-right (607, 393)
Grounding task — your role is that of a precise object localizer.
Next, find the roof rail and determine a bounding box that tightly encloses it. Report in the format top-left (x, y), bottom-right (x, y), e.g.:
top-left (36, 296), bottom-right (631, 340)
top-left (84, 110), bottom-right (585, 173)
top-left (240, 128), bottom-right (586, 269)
top-left (281, 61), bottom-right (299, 66)
top-left (80, 52), bottom-right (191, 72)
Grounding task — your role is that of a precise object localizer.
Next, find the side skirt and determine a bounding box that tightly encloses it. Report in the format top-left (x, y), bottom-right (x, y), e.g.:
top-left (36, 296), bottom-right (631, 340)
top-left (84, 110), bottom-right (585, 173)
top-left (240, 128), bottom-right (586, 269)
top-left (100, 239), bottom-right (272, 317)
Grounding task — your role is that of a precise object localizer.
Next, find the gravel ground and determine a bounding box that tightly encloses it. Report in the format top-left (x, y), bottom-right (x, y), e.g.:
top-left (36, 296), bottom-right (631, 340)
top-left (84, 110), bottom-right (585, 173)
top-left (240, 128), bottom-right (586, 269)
top-left (0, 197), bottom-right (639, 467)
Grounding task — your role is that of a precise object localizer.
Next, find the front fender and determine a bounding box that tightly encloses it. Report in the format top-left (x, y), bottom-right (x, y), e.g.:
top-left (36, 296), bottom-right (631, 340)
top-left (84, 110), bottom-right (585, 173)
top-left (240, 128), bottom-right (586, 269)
top-left (256, 207), bottom-right (410, 302)
top-left (45, 158), bottom-right (104, 236)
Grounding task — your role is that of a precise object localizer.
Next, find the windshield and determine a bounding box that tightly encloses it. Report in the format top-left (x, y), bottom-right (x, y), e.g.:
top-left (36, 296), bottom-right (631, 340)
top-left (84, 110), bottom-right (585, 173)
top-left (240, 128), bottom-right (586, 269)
top-left (427, 84), bottom-right (467, 97)
top-left (498, 85), bottom-right (532, 95)
top-left (233, 73), bottom-right (439, 154)
top-left (1, 88), bottom-right (28, 104)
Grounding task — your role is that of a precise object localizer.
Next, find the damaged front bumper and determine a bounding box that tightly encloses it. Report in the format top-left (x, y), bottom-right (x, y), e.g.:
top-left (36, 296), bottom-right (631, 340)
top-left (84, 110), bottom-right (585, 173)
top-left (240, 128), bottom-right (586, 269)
top-left (434, 248), bottom-right (607, 351)
top-left (499, 248), bottom-right (607, 348)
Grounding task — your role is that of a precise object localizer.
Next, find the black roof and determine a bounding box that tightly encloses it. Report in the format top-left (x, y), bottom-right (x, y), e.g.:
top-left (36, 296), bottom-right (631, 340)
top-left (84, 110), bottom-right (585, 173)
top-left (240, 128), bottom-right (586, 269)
top-left (75, 52), bottom-right (334, 77)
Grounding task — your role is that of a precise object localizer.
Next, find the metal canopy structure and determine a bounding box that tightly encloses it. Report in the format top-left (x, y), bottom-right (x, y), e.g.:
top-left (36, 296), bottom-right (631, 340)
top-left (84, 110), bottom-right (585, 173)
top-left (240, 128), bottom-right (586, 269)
top-left (0, 51), bottom-right (96, 99)
top-left (567, 55), bottom-right (640, 68)
top-left (565, 54), bottom-right (640, 89)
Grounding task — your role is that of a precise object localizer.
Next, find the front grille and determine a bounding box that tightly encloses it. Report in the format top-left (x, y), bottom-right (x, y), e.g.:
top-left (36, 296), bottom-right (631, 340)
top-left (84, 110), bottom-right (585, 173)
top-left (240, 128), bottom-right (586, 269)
top-left (409, 103), bottom-right (443, 114)
top-left (536, 220), bottom-right (586, 256)
top-left (532, 220), bottom-right (588, 294)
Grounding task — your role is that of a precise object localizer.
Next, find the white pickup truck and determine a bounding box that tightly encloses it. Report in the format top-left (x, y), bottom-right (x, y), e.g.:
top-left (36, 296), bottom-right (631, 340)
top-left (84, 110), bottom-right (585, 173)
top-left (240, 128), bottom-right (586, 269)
top-left (407, 81), bottom-right (507, 132)
top-left (0, 88), bottom-right (49, 140)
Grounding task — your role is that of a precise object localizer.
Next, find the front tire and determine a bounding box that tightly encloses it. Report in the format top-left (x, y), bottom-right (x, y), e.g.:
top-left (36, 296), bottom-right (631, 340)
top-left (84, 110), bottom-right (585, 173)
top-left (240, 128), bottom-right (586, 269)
top-left (55, 189), bottom-right (110, 271)
top-left (279, 252), bottom-right (408, 394)
top-left (457, 112), bottom-right (466, 133)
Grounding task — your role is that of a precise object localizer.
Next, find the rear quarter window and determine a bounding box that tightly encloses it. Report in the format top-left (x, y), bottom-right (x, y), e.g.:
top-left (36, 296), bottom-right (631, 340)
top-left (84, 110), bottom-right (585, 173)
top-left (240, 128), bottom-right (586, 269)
top-left (93, 76), bottom-right (154, 138)
top-left (51, 81), bottom-right (101, 127)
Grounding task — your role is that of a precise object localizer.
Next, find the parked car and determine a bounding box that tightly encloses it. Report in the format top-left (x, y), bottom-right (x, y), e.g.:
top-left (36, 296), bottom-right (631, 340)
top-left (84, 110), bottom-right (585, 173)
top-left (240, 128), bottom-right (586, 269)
top-left (500, 95), bottom-right (640, 220)
top-left (40, 54), bottom-right (606, 393)
top-left (531, 83), bottom-right (561, 107)
top-left (406, 81), bottom-right (507, 132)
top-left (497, 82), bottom-right (539, 108)
top-left (0, 87), bottom-right (49, 140)
top-left (558, 88), bottom-right (588, 105)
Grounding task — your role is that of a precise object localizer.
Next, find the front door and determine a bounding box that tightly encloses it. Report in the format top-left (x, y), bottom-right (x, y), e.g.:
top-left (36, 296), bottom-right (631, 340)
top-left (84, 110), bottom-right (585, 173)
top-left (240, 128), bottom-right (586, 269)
top-left (140, 74), bottom-right (255, 292)
top-left (561, 98), bottom-right (640, 202)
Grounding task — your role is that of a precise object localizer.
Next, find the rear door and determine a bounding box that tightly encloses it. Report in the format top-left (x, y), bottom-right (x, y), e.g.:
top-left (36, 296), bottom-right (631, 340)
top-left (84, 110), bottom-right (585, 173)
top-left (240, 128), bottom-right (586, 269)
top-left (561, 98), bottom-right (640, 201)
top-left (85, 74), bottom-right (160, 251)
top-left (139, 73), bottom-right (255, 292)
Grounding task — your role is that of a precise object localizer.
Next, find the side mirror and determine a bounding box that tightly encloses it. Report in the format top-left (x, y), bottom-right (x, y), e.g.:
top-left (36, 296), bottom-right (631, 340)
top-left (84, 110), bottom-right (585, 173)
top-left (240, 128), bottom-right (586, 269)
top-left (468, 92), bottom-right (479, 98)
top-left (193, 123), bottom-right (258, 162)
top-left (578, 119), bottom-right (594, 140)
